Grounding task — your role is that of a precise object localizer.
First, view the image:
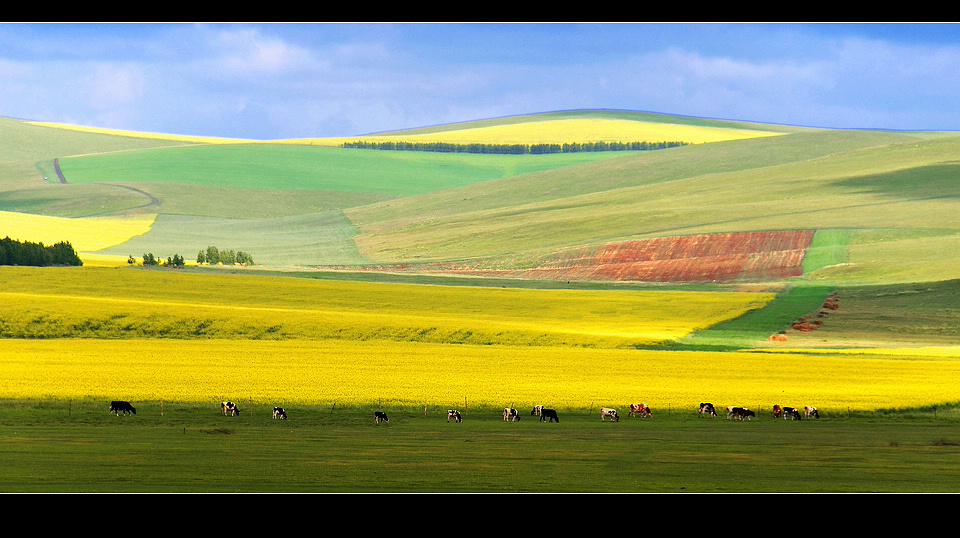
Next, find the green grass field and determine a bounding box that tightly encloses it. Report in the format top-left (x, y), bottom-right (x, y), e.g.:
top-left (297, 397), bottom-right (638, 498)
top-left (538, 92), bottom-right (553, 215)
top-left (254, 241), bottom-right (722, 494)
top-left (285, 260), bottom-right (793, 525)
top-left (56, 143), bottom-right (629, 195)
top-left (3, 400), bottom-right (960, 493)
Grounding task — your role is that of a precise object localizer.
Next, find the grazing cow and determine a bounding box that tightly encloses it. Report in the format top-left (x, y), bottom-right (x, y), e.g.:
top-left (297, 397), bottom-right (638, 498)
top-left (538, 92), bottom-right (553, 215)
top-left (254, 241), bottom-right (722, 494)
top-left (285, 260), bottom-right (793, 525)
top-left (221, 401), bottom-right (240, 416)
top-left (730, 407), bottom-right (755, 421)
top-left (540, 408), bottom-right (559, 423)
top-left (783, 407), bottom-right (802, 420)
top-left (109, 400), bottom-right (136, 416)
top-left (773, 404), bottom-right (782, 419)
top-left (699, 402), bottom-right (718, 418)
top-left (273, 406), bottom-right (287, 419)
top-left (447, 409), bottom-right (462, 423)
top-left (503, 408), bottom-right (520, 421)
top-left (629, 403), bottom-right (652, 418)
top-left (531, 405), bottom-right (543, 417)
top-left (600, 407), bottom-right (620, 422)
top-left (374, 411), bottom-right (389, 423)
top-left (804, 405), bottom-right (820, 419)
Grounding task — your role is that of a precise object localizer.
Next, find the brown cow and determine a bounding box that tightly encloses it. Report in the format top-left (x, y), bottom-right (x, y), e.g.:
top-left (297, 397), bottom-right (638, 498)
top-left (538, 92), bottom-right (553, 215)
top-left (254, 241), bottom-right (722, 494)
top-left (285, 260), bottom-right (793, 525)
top-left (629, 403), bottom-right (652, 417)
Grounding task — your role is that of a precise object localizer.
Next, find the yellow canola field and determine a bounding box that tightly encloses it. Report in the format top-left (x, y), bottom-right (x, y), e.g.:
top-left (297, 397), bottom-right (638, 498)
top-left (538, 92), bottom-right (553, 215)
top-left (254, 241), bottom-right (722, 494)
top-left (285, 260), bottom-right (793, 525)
top-left (0, 210), bottom-right (155, 255)
top-left (28, 117), bottom-right (783, 147)
top-left (286, 118), bottom-right (784, 146)
top-left (2, 339), bottom-right (957, 411)
top-left (0, 267), bottom-right (774, 346)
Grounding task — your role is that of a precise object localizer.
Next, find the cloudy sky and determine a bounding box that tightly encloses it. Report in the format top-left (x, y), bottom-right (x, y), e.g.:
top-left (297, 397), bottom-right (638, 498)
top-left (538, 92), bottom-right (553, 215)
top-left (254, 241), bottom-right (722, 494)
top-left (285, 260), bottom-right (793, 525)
top-left (2, 22), bottom-right (960, 139)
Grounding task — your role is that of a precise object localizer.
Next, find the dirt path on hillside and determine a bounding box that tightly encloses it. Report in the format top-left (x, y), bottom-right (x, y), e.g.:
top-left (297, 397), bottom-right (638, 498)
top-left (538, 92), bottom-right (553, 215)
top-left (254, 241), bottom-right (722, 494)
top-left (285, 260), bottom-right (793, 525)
top-left (103, 183), bottom-right (162, 210)
top-left (53, 158), bottom-right (66, 183)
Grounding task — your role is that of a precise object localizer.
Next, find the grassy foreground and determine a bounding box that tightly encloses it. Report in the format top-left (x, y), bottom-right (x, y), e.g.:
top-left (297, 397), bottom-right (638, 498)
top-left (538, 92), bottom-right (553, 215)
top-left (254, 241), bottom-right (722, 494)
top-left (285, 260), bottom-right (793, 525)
top-left (3, 400), bottom-right (960, 493)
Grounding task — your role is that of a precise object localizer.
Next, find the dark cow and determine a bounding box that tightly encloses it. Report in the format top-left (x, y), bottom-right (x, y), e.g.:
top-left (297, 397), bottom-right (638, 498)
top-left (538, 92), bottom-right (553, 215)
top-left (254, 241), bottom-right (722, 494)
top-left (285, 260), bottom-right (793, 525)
top-left (804, 405), bottom-right (820, 419)
top-left (447, 409), bottom-right (462, 423)
top-left (503, 408), bottom-right (520, 421)
top-left (629, 403), bottom-right (652, 418)
top-left (530, 405), bottom-right (543, 417)
top-left (273, 406), bottom-right (287, 419)
top-left (730, 407), bottom-right (755, 421)
top-left (540, 408), bottom-right (559, 423)
top-left (374, 411), bottom-right (389, 423)
top-left (783, 406), bottom-right (802, 420)
top-left (109, 400), bottom-right (136, 416)
top-left (699, 402), bottom-right (718, 418)
top-left (773, 404), bottom-right (782, 419)
top-left (600, 407), bottom-right (619, 422)
top-left (221, 401), bottom-right (240, 416)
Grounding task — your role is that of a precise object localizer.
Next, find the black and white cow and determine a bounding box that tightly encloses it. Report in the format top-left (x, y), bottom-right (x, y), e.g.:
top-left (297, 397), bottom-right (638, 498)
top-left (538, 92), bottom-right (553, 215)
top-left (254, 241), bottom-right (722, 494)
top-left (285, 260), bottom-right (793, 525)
top-left (804, 405), bottom-right (820, 419)
top-left (730, 407), bottom-right (755, 421)
top-left (273, 406), bottom-right (287, 419)
top-left (374, 411), bottom-right (389, 423)
top-left (503, 408), bottom-right (520, 421)
top-left (221, 401), bottom-right (240, 416)
top-left (783, 406), bottom-right (802, 420)
top-left (601, 407), bottom-right (619, 422)
top-left (699, 402), bottom-right (718, 418)
top-left (531, 405), bottom-right (543, 417)
top-left (540, 408), bottom-right (559, 423)
top-left (447, 409), bottom-right (462, 423)
top-left (109, 400), bottom-right (136, 416)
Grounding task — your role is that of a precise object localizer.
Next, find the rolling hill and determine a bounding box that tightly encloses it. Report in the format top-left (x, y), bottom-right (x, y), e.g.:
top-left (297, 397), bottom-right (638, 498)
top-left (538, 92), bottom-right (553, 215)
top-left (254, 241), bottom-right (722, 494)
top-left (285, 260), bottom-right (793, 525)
top-left (2, 109), bottom-right (960, 288)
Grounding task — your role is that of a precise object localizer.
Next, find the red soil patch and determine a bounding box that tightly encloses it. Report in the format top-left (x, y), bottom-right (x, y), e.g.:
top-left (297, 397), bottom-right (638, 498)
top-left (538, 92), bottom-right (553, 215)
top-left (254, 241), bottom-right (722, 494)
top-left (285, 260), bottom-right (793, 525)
top-left (345, 229), bottom-right (816, 283)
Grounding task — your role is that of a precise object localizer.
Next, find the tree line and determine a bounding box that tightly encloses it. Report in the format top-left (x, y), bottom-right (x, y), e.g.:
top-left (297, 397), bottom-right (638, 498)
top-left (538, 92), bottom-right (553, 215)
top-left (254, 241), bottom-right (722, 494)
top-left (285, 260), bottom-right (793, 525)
top-left (0, 237), bottom-right (82, 266)
top-left (197, 246), bottom-right (254, 266)
top-left (129, 246), bottom-right (255, 268)
top-left (134, 253), bottom-right (187, 267)
top-left (341, 140), bottom-right (689, 154)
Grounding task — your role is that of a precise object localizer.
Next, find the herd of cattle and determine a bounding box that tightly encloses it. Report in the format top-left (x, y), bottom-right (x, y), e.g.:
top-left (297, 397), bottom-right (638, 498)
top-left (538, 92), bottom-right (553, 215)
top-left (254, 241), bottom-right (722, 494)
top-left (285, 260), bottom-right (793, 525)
top-left (699, 402), bottom-right (820, 420)
top-left (106, 400), bottom-right (820, 422)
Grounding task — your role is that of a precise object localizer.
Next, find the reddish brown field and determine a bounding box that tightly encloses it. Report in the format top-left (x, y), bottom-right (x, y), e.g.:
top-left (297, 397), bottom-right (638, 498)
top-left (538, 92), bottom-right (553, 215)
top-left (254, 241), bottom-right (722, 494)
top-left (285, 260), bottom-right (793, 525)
top-left (347, 230), bottom-right (815, 282)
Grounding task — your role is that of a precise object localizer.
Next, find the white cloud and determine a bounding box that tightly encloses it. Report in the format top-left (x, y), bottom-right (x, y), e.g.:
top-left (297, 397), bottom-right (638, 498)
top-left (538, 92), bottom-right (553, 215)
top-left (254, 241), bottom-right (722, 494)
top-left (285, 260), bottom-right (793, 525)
top-left (208, 26), bottom-right (316, 76)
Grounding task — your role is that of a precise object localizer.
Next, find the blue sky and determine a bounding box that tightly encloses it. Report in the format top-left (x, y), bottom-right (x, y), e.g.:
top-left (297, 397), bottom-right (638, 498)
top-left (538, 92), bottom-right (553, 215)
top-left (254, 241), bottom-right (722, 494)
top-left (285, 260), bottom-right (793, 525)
top-left (2, 22), bottom-right (960, 139)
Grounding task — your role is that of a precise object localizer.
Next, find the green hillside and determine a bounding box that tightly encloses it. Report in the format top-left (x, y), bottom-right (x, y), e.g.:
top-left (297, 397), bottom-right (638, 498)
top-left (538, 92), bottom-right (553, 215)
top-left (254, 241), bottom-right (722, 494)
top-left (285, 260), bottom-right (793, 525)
top-left (346, 129), bottom-right (960, 283)
top-left (4, 111), bottom-right (960, 286)
top-left (55, 142), bottom-right (628, 196)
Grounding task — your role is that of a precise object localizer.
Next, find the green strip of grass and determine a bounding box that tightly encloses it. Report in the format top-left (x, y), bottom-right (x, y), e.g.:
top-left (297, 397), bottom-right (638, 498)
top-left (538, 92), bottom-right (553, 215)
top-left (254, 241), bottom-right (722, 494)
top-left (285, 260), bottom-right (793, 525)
top-left (3, 399), bottom-right (959, 493)
top-left (670, 283), bottom-right (833, 349)
top-left (57, 143), bottom-right (626, 195)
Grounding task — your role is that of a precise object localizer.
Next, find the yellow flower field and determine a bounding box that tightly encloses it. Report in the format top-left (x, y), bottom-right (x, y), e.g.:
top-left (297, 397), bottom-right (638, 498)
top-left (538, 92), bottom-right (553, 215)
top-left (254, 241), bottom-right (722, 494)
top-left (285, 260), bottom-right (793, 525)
top-left (289, 118), bottom-right (784, 146)
top-left (0, 266), bottom-right (775, 346)
top-left (1, 339), bottom-right (957, 411)
top-left (30, 117), bottom-right (784, 147)
top-left (0, 210), bottom-right (155, 254)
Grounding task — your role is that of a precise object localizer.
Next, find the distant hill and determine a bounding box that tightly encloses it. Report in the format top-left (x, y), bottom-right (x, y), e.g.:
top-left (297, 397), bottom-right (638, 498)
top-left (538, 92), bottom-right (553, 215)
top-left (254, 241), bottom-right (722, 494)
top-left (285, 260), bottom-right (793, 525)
top-left (2, 110), bottom-right (959, 284)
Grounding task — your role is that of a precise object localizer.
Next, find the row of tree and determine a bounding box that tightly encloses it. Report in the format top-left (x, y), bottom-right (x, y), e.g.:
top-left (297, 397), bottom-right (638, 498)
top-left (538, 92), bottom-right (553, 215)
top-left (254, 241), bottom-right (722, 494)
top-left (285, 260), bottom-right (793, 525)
top-left (197, 246), bottom-right (254, 266)
top-left (133, 253), bottom-right (186, 267)
top-left (0, 237), bottom-right (82, 266)
top-left (129, 246), bottom-right (255, 267)
top-left (341, 140), bottom-right (689, 154)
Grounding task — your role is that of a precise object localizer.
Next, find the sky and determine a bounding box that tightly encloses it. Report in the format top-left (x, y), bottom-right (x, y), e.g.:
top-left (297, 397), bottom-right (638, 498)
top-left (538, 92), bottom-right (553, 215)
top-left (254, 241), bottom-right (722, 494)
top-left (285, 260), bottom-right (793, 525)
top-left (2, 22), bottom-right (960, 139)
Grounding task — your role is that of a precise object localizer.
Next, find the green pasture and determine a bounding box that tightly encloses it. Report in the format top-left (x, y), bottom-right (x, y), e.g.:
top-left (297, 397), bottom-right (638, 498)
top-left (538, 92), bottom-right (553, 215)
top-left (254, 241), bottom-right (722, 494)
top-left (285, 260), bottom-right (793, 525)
top-left (781, 278), bottom-right (960, 347)
top-left (345, 130), bottom-right (960, 283)
top-left (675, 282), bottom-right (835, 349)
top-left (0, 116), bottom-right (184, 167)
top-left (55, 142), bottom-right (628, 195)
top-left (5, 112), bottom-right (960, 285)
top-left (97, 210), bottom-right (371, 266)
top-left (3, 399), bottom-right (960, 493)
